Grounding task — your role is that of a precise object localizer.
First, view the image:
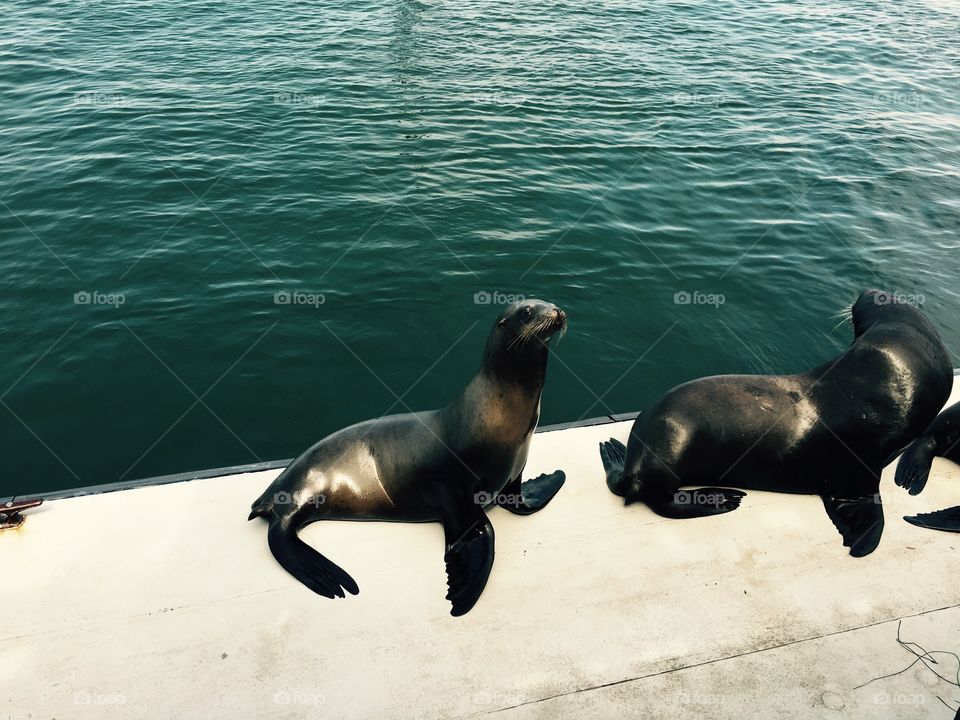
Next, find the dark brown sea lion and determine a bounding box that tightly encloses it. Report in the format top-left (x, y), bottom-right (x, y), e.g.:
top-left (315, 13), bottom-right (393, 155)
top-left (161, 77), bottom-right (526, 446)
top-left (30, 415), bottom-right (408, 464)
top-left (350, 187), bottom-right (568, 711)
top-left (249, 300), bottom-right (567, 615)
top-left (600, 289), bottom-right (952, 556)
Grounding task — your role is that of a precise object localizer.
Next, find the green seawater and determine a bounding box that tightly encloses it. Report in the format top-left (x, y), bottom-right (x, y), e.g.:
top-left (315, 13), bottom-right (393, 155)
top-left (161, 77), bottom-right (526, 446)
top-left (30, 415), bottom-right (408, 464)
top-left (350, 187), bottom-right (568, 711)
top-left (1, 0), bottom-right (958, 496)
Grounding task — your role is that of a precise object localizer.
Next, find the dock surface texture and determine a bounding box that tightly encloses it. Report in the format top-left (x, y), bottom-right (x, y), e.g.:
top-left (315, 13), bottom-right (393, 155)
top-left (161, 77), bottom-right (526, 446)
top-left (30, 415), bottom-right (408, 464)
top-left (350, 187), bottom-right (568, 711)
top-left (3, 377), bottom-right (960, 719)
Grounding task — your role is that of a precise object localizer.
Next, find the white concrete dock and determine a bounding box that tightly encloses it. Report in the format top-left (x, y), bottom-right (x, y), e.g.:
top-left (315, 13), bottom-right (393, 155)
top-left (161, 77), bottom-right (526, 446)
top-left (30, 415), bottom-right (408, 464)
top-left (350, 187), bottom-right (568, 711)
top-left (2, 374), bottom-right (959, 719)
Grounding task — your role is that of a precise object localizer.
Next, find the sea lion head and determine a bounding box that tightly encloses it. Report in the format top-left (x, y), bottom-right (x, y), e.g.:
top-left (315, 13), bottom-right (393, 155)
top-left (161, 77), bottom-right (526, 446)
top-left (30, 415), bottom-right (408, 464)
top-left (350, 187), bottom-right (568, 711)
top-left (850, 288), bottom-right (928, 339)
top-left (482, 299), bottom-right (567, 381)
top-left (496, 299), bottom-right (567, 346)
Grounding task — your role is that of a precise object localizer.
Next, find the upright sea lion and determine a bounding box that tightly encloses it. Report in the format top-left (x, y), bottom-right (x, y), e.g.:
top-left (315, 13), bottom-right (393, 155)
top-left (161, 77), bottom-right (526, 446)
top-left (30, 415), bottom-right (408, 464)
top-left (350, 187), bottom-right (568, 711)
top-left (599, 289), bottom-right (952, 557)
top-left (896, 399), bottom-right (960, 532)
top-left (249, 300), bottom-right (567, 615)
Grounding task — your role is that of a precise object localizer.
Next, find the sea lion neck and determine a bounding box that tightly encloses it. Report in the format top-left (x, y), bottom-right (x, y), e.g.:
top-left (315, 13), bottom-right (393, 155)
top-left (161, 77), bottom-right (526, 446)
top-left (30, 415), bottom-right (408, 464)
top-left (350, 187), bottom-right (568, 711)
top-left (479, 331), bottom-right (550, 388)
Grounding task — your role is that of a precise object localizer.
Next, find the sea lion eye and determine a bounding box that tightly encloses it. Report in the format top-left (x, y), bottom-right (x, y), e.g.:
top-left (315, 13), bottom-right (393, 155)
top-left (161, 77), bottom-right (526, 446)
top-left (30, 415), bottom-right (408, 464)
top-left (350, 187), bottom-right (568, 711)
top-left (522, 306), bottom-right (532, 318)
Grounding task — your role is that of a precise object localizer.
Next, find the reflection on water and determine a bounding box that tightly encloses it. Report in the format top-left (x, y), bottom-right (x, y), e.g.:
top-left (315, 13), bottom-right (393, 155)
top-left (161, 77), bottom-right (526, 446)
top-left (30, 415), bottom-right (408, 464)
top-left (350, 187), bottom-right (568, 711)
top-left (0, 0), bottom-right (958, 494)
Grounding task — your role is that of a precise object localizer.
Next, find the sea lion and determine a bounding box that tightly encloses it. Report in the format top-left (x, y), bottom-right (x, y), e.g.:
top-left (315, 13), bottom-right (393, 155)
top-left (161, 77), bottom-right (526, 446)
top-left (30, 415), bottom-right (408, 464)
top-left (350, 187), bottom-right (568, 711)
top-left (599, 289), bottom-right (952, 557)
top-left (249, 300), bottom-right (567, 615)
top-left (896, 398), bottom-right (960, 532)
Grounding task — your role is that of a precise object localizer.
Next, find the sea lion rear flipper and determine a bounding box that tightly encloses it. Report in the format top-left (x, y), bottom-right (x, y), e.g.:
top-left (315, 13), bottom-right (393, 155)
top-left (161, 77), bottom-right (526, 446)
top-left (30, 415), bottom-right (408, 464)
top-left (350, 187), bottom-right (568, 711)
top-left (599, 438), bottom-right (627, 485)
top-left (821, 493), bottom-right (884, 557)
top-left (645, 487), bottom-right (746, 519)
top-left (895, 437), bottom-right (937, 496)
top-left (498, 471), bottom-right (566, 515)
top-left (442, 507), bottom-right (495, 617)
top-left (904, 506), bottom-right (960, 532)
top-left (267, 519), bottom-right (359, 599)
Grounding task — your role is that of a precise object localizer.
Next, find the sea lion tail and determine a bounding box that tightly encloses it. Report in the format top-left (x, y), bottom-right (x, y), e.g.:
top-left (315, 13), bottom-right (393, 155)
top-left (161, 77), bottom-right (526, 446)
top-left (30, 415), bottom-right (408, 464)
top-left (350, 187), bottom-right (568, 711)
top-left (247, 489), bottom-right (273, 521)
top-left (895, 437), bottom-right (937, 496)
top-left (248, 476), bottom-right (295, 521)
top-left (266, 516), bottom-right (360, 599)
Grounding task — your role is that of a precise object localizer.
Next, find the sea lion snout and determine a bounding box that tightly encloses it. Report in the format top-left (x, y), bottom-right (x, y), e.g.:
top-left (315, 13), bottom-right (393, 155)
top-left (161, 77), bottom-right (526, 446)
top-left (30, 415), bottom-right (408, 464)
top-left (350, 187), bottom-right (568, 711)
top-left (533, 303), bottom-right (567, 338)
top-left (529, 300), bottom-right (563, 321)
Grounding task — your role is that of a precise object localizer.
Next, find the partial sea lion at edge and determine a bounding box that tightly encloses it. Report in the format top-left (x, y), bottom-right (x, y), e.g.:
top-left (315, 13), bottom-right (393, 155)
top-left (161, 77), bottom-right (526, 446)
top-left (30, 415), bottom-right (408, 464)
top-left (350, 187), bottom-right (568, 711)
top-left (600, 289), bottom-right (953, 556)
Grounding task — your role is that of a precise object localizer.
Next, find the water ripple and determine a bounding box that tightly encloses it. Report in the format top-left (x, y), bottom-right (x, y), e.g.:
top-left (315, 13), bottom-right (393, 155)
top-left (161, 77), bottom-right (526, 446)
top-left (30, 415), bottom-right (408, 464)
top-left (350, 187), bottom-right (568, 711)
top-left (1, 0), bottom-right (958, 492)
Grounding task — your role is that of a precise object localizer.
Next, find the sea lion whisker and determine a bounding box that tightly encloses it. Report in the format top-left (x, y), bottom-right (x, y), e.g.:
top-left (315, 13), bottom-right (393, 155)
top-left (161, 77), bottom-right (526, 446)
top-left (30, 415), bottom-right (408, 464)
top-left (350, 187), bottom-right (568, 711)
top-left (830, 316), bottom-right (850, 333)
top-left (829, 306), bottom-right (853, 322)
top-left (517, 320), bottom-right (543, 348)
top-left (510, 324), bottom-right (536, 349)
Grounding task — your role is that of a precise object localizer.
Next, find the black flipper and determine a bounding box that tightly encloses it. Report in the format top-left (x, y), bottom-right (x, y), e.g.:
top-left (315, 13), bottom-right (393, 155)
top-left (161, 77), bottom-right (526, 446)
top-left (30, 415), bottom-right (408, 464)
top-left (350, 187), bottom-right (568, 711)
top-left (904, 506), bottom-right (960, 532)
top-left (821, 494), bottom-right (884, 557)
top-left (497, 471), bottom-right (566, 515)
top-left (441, 504), bottom-right (495, 617)
top-left (599, 438), bottom-right (626, 485)
top-left (895, 437), bottom-right (937, 496)
top-left (267, 519), bottom-right (359, 599)
top-left (645, 486), bottom-right (746, 519)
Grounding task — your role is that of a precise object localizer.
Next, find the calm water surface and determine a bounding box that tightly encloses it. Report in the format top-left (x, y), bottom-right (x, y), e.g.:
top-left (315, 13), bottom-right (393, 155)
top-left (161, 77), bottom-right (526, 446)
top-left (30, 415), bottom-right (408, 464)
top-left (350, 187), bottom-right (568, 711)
top-left (2, 0), bottom-right (959, 496)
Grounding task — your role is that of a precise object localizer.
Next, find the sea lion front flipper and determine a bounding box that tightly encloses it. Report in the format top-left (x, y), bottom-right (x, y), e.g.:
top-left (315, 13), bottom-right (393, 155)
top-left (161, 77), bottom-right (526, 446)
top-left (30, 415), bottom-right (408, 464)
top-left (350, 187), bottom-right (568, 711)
top-left (821, 493), bottom-right (884, 557)
top-left (904, 506), bottom-right (960, 532)
top-left (895, 437), bottom-right (937, 496)
top-left (441, 505), bottom-right (495, 617)
top-left (497, 471), bottom-right (566, 515)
